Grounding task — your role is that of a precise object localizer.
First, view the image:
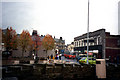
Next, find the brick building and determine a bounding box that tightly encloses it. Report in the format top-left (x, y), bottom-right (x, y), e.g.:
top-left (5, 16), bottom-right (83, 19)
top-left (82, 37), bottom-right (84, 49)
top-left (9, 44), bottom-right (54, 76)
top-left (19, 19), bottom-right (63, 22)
top-left (105, 32), bottom-right (120, 62)
top-left (74, 29), bottom-right (120, 62)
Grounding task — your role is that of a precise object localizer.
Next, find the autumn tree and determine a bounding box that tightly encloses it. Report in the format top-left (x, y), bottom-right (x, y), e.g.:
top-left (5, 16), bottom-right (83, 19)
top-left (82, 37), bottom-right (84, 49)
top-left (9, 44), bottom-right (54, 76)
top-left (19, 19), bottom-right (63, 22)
top-left (19, 30), bottom-right (32, 58)
top-left (42, 34), bottom-right (55, 57)
top-left (28, 37), bottom-right (34, 58)
top-left (2, 27), bottom-right (17, 51)
top-left (32, 34), bottom-right (41, 57)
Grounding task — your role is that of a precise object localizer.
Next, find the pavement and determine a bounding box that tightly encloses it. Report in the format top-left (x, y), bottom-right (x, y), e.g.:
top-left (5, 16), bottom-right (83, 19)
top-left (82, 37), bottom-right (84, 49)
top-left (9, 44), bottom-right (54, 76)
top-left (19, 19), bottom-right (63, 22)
top-left (37, 56), bottom-right (79, 64)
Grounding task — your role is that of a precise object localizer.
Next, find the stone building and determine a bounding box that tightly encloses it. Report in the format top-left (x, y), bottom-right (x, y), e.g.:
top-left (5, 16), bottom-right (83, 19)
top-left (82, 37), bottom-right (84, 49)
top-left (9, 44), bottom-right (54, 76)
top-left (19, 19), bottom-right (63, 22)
top-left (54, 37), bottom-right (66, 53)
top-left (12, 30), bottom-right (55, 58)
top-left (2, 29), bottom-right (66, 58)
top-left (74, 29), bottom-right (120, 62)
top-left (67, 42), bottom-right (74, 52)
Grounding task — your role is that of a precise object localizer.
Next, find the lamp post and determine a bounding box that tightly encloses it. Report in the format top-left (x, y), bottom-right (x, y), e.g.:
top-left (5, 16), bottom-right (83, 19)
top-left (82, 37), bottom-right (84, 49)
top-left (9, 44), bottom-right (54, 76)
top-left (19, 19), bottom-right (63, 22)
top-left (87, 0), bottom-right (89, 64)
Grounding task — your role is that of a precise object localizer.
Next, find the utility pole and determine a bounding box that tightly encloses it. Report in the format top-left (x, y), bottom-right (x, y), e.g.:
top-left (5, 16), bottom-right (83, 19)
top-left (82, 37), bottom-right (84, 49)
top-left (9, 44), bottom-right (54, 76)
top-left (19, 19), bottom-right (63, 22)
top-left (87, 0), bottom-right (89, 64)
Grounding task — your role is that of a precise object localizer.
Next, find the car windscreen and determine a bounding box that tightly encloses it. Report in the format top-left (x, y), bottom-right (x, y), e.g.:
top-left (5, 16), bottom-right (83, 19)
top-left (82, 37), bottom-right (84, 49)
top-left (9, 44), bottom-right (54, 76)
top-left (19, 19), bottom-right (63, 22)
top-left (92, 58), bottom-right (96, 60)
top-left (64, 51), bottom-right (70, 54)
top-left (70, 53), bottom-right (76, 55)
top-left (88, 58), bottom-right (92, 60)
top-left (80, 55), bottom-right (87, 57)
top-left (81, 57), bottom-right (86, 60)
top-left (88, 58), bottom-right (96, 60)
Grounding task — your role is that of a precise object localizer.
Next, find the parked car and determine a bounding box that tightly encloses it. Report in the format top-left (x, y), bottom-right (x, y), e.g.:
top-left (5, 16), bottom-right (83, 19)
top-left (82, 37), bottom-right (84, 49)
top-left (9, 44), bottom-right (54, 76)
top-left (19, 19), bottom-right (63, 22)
top-left (76, 54), bottom-right (87, 61)
top-left (79, 57), bottom-right (96, 64)
top-left (2, 51), bottom-right (12, 58)
top-left (63, 50), bottom-right (70, 57)
top-left (64, 52), bottom-right (76, 59)
top-left (68, 53), bottom-right (76, 59)
top-left (64, 53), bottom-right (69, 58)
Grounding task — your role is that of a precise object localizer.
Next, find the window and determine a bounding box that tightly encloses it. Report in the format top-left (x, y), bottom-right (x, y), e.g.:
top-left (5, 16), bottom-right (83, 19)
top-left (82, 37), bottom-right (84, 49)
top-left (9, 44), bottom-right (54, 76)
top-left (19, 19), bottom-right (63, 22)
top-left (90, 42), bottom-right (93, 46)
top-left (94, 37), bottom-right (97, 45)
top-left (118, 39), bottom-right (120, 46)
top-left (74, 42), bottom-right (76, 47)
top-left (88, 58), bottom-right (92, 60)
top-left (82, 41), bottom-right (84, 46)
top-left (79, 41), bottom-right (80, 47)
top-left (77, 41), bottom-right (78, 47)
top-left (98, 36), bottom-right (101, 45)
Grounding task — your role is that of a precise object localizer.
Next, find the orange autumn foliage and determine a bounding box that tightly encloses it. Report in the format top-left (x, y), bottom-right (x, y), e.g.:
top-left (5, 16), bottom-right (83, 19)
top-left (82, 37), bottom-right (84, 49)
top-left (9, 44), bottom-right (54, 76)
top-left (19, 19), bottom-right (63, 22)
top-left (2, 27), bottom-right (17, 51)
top-left (19, 30), bottom-right (32, 57)
top-left (42, 34), bottom-right (55, 52)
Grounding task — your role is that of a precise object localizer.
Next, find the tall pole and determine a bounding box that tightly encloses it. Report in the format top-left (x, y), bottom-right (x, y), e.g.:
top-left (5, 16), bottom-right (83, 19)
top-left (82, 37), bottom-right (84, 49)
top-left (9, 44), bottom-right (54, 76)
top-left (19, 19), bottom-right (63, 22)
top-left (87, 0), bottom-right (89, 64)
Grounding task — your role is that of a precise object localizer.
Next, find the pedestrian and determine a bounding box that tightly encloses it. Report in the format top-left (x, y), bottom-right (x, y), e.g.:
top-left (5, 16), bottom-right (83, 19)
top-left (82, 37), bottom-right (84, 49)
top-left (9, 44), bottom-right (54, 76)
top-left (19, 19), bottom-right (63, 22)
top-left (57, 54), bottom-right (59, 60)
top-left (59, 54), bottom-right (62, 60)
top-left (117, 56), bottom-right (119, 65)
top-left (51, 55), bottom-right (53, 59)
top-left (47, 56), bottom-right (49, 60)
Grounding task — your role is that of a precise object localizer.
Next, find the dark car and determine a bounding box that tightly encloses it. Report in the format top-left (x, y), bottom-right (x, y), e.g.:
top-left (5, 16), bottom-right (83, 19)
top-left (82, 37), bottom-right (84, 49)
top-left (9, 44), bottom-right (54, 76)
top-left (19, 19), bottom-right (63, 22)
top-left (2, 51), bottom-right (12, 57)
top-left (2, 51), bottom-right (12, 60)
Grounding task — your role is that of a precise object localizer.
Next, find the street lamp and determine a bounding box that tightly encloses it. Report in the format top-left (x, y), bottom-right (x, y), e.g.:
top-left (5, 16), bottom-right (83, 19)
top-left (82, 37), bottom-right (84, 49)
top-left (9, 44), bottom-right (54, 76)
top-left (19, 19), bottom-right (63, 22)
top-left (87, 0), bottom-right (90, 64)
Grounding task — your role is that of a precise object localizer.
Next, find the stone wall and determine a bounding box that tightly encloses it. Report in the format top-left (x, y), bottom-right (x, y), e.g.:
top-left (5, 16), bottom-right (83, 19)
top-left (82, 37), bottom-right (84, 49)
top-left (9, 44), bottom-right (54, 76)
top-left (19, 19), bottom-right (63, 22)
top-left (2, 64), bottom-right (96, 80)
top-left (12, 46), bottom-right (55, 58)
top-left (2, 63), bottom-right (120, 80)
top-left (106, 64), bottom-right (120, 80)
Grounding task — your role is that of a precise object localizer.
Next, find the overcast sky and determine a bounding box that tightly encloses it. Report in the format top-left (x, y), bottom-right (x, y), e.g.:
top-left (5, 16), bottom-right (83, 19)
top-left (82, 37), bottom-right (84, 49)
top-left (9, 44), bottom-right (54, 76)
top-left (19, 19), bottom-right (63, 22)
top-left (1, 0), bottom-right (120, 44)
